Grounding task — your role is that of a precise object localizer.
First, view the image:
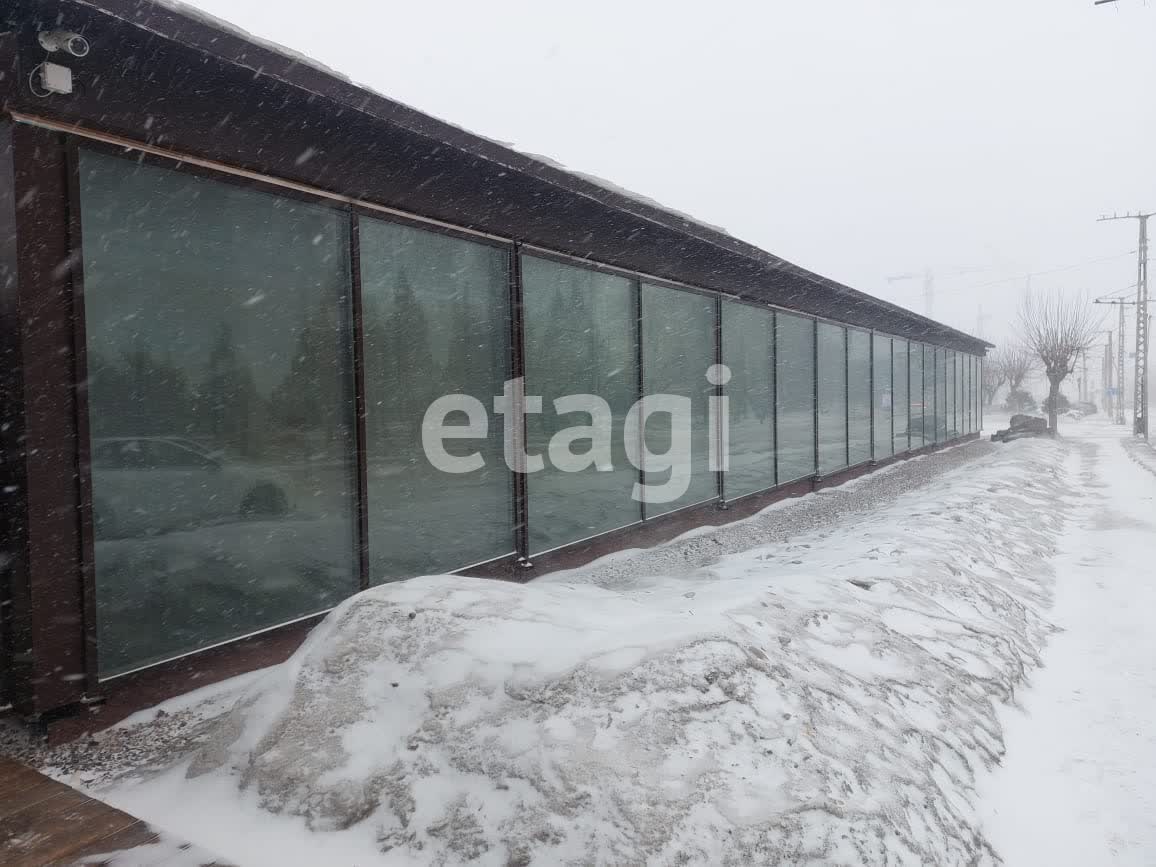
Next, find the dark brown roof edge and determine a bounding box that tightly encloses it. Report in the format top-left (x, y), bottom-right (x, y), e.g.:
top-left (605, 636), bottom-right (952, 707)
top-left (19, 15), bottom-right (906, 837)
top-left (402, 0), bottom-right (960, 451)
top-left (71, 0), bottom-right (993, 352)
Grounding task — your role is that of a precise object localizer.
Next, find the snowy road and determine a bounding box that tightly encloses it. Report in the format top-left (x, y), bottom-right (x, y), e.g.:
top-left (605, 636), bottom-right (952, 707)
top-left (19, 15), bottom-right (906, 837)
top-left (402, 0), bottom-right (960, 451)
top-left (981, 418), bottom-right (1156, 866)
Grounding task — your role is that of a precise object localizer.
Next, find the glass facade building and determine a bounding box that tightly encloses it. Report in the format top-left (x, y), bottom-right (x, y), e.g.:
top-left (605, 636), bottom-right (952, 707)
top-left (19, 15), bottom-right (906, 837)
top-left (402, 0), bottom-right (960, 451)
top-left (71, 150), bottom-right (992, 675)
top-left (0, 0), bottom-right (991, 718)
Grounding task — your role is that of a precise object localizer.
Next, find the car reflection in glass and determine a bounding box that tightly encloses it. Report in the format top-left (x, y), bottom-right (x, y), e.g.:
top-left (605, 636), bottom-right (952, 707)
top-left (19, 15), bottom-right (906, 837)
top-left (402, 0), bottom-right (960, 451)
top-left (91, 436), bottom-right (291, 539)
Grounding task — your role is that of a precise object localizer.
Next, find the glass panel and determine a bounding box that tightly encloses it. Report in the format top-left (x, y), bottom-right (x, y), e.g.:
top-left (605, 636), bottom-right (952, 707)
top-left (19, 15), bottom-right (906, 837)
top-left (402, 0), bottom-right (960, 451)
top-left (847, 329), bottom-right (872, 465)
top-left (967, 355), bottom-right (975, 433)
top-left (962, 355), bottom-right (970, 434)
top-left (968, 355), bottom-right (975, 433)
top-left (776, 314), bottom-right (816, 482)
top-left (955, 352), bottom-right (964, 436)
top-left (874, 335), bottom-right (893, 459)
top-left (523, 256), bottom-right (639, 552)
top-left (80, 150), bottom-right (357, 676)
top-left (946, 351), bottom-right (957, 439)
top-left (910, 343), bottom-right (925, 449)
top-left (978, 356), bottom-right (984, 430)
top-left (893, 339), bottom-right (909, 453)
top-left (817, 322), bottom-right (848, 474)
top-left (722, 301), bottom-right (774, 498)
top-left (360, 217), bottom-right (512, 579)
top-left (935, 347), bottom-right (948, 443)
top-left (641, 283), bottom-right (716, 515)
top-left (923, 344), bottom-right (936, 445)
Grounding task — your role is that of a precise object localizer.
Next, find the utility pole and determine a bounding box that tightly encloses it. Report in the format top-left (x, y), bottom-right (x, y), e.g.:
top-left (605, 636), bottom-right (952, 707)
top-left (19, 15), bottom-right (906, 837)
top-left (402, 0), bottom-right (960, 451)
top-left (1103, 343), bottom-right (1110, 415)
top-left (1093, 296), bottom-right (1134, 425)
top-left (1098, 211), bottom-right (1153, 438)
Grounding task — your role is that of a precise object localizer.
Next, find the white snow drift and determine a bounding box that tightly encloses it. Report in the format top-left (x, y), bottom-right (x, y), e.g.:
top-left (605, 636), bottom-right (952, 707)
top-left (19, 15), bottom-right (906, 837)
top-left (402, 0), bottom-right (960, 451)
top-left (158, 438), bottom-right (1073, 865)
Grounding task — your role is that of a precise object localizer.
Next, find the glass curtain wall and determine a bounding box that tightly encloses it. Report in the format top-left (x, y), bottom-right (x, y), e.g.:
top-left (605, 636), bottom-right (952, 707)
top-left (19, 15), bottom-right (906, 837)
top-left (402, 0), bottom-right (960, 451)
top-left (776, 314), bottom-right (816, 482)
top-left (722, 302), bottom-right (775, 498)
top-left (975, 356), bottom-right (982, 431)
top-left (935, 347), bottom-right (948, 442)
top-left (640, 283), bottom-right (716, 515)
top-left (967, 355), bottom-right (975, 433)
top-left (909, 343), bottom-right (925, 449)
top-left (946, 351), bottom-right (957, 439)
top-left (956, 352), bottom-right (965, 436)
top-left (79, 149), bottom-right (358, 676)
top-left (359, 217), bottom-right (512, 579)
top-left (873, 335), bottom-right (893, 459)
top-left (973, 355), bottom-right (979, 432)
top-left (817, 322), bottom-right (848, 474)
top-left (847, 329), bottom-right (872, 465)
top-left (523, 256), bottom-right (640, 552)
top-left (893, 339), bottom-right (909, 453)
top-left (923, 345), bottom-right (937, 445)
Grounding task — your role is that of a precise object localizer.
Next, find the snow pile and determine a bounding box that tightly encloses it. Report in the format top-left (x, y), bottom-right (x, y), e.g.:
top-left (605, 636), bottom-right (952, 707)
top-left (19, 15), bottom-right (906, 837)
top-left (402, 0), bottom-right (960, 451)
top-left (179, 440), bottom-right (1073, 865)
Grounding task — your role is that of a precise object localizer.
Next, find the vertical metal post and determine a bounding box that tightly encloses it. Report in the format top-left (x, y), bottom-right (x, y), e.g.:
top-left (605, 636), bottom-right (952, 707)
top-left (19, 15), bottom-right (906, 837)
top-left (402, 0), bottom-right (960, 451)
top-left (64, 140), bottom-right (100, 693)
top-left (771, 311), bottom-right (779, 487)
top-left (1119, 302), bottom-right (1127, 425)
top-left (889, 337), bottom-right (895, 453)
top-left (714, 294), bottom-right (726, 506)
top-left (812, 318), bottom-right (820, 478)
top-left (1136, 217), bottom-right (1149, 438)
top-left (844, 328), bottom-right (850, 467)
top-left (1107, 330), bottom-right (1114, 419)
top-left (869, 332), bottom-right (876, 463)
top-left (933, 348), bottom-right (939, 444)
top-left (635, 279), bottom-right (646, 521)
top-left (508, 244), bottom-right (531, 563)
top-left (348, 211), bottom-right (370, 591)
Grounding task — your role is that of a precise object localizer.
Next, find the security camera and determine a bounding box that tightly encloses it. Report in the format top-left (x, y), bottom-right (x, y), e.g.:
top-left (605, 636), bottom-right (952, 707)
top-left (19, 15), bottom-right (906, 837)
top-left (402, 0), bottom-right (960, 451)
top-left (38, 30), bottom-right (90, 58)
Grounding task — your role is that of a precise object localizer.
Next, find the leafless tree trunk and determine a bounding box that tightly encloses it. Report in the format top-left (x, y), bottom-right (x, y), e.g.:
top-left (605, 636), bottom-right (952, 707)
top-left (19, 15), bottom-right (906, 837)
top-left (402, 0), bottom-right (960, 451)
top-left (1001, 345), bottom-right (1037, 394)
top-left (982, 353), bottom-right (1008, 406)
top-left (1017, 293), bottom-right (1103, 432)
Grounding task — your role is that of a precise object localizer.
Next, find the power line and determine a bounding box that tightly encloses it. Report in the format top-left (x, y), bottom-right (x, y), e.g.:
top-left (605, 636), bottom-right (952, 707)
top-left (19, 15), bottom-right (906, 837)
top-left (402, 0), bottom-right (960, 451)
top-left (925, 250), bottom-right (1137, 298)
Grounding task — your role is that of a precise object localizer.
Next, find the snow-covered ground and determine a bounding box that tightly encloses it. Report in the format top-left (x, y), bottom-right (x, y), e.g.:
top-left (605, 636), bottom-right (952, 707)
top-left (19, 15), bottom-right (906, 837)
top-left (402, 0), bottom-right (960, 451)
top-left (979, 416), bottom-right (1156, 866)
top-left (30, 418), bottom-right (1156, 865)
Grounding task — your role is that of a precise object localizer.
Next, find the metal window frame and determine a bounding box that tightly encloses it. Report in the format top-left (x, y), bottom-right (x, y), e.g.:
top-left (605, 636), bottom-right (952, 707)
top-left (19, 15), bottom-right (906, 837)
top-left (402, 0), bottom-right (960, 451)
top-left (718, 298), bottom-right (776, 504)
top-left (6, 112), bottom-right (991, 713)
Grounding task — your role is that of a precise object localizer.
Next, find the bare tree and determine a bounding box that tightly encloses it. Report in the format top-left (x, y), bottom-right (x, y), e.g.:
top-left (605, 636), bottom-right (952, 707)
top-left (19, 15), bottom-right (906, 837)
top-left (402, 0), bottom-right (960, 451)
top-left (983, 344), bottom-right (1036, 407)
top-left (982, 350), bottom-right (1008, 406)
top-left (1017, 293), bottom-right (1103, 432)
top-left (1001, 345), bottom-right (1037, 394)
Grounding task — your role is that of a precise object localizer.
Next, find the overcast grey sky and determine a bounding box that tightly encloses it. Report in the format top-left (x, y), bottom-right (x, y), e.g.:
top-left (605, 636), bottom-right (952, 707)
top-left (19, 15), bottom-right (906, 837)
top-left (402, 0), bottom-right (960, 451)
top-left (185, 0), bottom-right (1156, 344)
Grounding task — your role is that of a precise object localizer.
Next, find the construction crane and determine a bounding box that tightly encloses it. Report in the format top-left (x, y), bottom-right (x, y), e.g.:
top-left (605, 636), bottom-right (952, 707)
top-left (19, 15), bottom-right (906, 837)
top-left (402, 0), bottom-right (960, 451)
top-left (886, 266), bottom-right (987, 319)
